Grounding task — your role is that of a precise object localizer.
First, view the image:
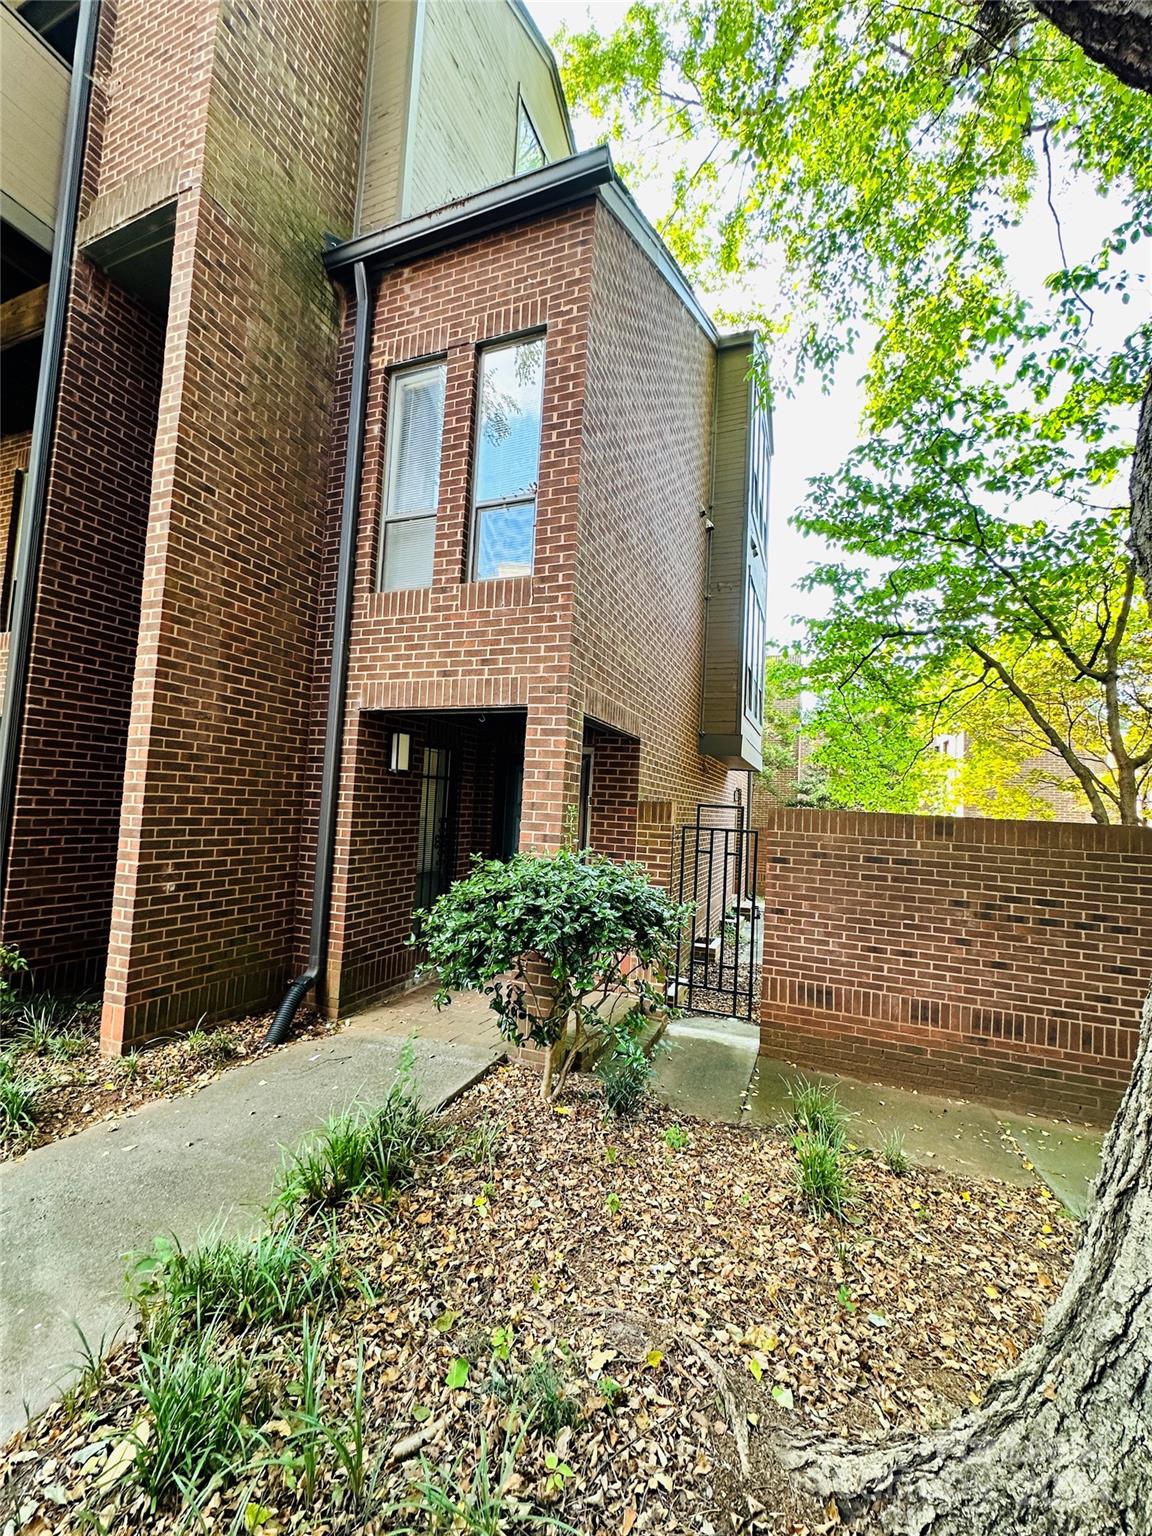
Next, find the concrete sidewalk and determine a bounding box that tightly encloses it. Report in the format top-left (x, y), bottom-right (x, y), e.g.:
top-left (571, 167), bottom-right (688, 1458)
top-left (0, 1027), bottom-right (501, 1439)
top-left (654, 1017), bottom-right (1105, 1214)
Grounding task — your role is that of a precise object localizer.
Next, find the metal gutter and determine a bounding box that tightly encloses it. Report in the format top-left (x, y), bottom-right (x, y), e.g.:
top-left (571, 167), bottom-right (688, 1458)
top-left (265, 260), bottom-right (372, 1045)
top-left (0, 0), bottom-right (100, 900)
top-left (325, 144), bottom-right (718, 343)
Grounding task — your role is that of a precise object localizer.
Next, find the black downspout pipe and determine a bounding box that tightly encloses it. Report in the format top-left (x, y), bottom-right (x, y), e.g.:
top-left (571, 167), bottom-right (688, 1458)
top-left (266, 260), bottom-right (372, 1046)
top-left (0, 0), bottom-right (101, 899)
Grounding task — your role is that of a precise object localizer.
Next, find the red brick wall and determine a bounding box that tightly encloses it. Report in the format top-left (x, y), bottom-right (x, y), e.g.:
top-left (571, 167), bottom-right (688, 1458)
top-left (758, 809), bottom-right (1151, 1123)
top-left (585, 724), bottom-right (639, 862)
top-left (1, 264), bottom-right (165, 991)
top-left (100, 0), bottom-right (370, 1048)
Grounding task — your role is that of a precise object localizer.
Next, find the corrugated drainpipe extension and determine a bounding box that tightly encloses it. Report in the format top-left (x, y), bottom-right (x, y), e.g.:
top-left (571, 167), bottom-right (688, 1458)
top-left (0, 0), bottom-right (101, 898)
top-left (266, 260), bottom-right (372, 1045)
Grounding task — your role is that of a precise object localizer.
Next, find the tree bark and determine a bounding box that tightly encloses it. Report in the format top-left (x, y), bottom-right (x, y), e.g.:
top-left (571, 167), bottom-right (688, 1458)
top-left (1130, 375), bottom-right (1152, 617)
top-left (777, 986), bottom-right (1152, 1534)
top-left (1029, 0), bottom-right (1152, 93)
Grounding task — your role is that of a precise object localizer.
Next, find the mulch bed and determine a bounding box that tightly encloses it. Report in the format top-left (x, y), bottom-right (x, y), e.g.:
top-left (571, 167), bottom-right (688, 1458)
top-left (0, 1010), bottom-right (338, 1160)
top-left (1, 1064), bottom-right (1076, 1535)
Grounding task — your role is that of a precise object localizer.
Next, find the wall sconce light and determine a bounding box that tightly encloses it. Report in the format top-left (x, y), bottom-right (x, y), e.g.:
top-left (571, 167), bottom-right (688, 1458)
top-left (390, 732), bottom-right (411, 772)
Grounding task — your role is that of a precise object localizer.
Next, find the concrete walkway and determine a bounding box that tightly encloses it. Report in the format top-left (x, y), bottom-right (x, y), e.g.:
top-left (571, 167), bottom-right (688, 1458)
top-left (0, 1026), bottom-right (501, 1440)
top-left (654, 1017), bottom-right (1105, 1214)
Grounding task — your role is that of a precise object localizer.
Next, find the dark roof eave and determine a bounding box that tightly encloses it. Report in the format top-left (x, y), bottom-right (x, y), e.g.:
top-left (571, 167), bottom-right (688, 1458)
top-left (324, 145), bottom-right (719, 344)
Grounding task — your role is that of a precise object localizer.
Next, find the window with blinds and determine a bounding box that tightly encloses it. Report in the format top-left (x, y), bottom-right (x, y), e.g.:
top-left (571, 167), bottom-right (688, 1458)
top-left (378, 364), bottom-right (446, 591)
top-left (471, 337), bottom-right (544, 582)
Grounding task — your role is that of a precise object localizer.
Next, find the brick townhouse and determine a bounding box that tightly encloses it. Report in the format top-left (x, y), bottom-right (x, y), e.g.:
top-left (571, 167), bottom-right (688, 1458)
top-left (0, 0), bottom-right (770, 1053)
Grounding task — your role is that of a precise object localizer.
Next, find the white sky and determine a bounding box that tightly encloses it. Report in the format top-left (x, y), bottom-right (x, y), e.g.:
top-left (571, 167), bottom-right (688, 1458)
top-left (528, 1), bottom-right (1147, 644)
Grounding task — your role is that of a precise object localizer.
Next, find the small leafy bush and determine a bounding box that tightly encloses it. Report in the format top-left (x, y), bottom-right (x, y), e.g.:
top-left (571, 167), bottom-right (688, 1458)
top-left (882, 1130), bottom-right (911, 1175)
top-left (132, 1331), bottom-right (262, 1510)
top-left (596, 1023), bottom-right (654, 1118)
top-left (416, 848), bottom-right (691, 1099)
top-left (131, 1224), bottom-right (345, 1333)
top-left (0, 1052), bottom-right (40, 1144)
top-left (272, 1082), bottom-right (442, 1215)
top-left (794, 1131), bottom-right (852, 1218)
top-left (0, 943), bottom-right (28, 1020)
top-left (787, 1075), bottom-right (848, 1148)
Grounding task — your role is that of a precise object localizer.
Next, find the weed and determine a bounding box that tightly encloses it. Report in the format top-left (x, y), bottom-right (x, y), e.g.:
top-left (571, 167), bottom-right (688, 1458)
top-left (0, 943), bottom-right (28, 1018)
top-left (272, 1085), bottom-right (443, 1216)
top-left (184, 1026), bottom-right (240, 1069)
top-left (60, 1322), bottom-right (116, 1417)
top-left (882, 1131), bottom-right (911, 1176)
top-left (836, 1283), bottom-right (856, 1313)
top-left (793, 1131), bottom-right (852, 1218)
top-left (130, 1222), bottom-right (346, 1333)
top-left (542, 1450), bottom-right (575, 1496)
top-left (604, 1192), bottom-right (622, 1216)
top-left (491, 1355), bottom-right (580, 1437)
top-left (132, 1330), bottom-right (262, 1510)
top-left (9, 995), bottom-right (88, 1059)
top-left (663, 1124), bottom-right (690, 1152)
top-left (287, 1334), bottom-right (375, 1514)
top-left (399, 1421), bottom-right (575, 1533)
top-left (786, 1076), bottom-right (848, 1148)
top-left (597, 1036), bottom-right (653, 1118)
top-left (595, 1374), bottom-right (624, 1410)
top-left (0, 1052), bottom-right (40, 1144)
top-left (453, 1113), bottom-right (503, 1172)
top-left (115, 1052), bottom-right (143, 1084)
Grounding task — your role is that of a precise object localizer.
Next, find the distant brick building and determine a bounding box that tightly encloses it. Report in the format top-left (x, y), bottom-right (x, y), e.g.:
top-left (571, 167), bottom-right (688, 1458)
top-left (0, 0), bottom-right (769, 1051)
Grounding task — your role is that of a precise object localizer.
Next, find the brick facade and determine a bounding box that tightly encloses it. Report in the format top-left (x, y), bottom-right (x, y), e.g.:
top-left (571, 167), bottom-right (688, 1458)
top-left (758, 809), bottom-right (1151, 1123)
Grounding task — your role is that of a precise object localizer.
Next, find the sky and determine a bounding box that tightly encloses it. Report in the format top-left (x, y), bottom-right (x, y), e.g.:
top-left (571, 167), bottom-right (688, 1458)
top-left (528, 0), bottom-right (1145, 645)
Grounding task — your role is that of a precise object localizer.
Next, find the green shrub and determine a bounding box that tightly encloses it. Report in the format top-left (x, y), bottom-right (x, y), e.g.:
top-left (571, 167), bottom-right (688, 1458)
top-left (597, 1033), bottom-right (653, 1118)
top-left (786, 1075), bottom-right (848, 1148)
top-left (184, 1026), bottom-right (240, 1069)
top-left (131, 1332), bottom-right (262, 1510)
top-left (415, 848), bottom-right (692, 1099)
top-left (0, 1052), bottom-right (40, 1144)
top-left (272, 1083), bottom-right (442, 1215)
top-left (130, 1224), bottom-right (345, 1333)
top-left (7, 994), bottom-right (88, 1060)
top-left (0, 943), bottom-right (28, 1020)
top-left (794, 1131), bottom-right (852, 1218)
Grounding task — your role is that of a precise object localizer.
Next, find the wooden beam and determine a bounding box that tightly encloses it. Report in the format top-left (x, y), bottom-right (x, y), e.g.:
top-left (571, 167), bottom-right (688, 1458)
top-left (0, 284), bottom-right (48, 351)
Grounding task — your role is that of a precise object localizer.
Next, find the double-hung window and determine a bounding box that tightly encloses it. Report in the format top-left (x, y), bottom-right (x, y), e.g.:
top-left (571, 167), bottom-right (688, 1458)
top-left (471, 337), bottom-right (544, 582)
top-left (378, 363), bottom-right (446, 592)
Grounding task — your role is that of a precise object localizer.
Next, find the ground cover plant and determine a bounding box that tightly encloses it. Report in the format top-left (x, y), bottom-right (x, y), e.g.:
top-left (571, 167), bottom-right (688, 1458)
top-left (1, 1064), bottom-right (1077, 1534)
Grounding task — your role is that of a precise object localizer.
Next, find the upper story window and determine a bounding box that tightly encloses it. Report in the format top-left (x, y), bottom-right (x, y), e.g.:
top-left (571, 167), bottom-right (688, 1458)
top-left (471, 337), bottom-right (544, 581)
top-left (744, 575), bottom-right (765, 723)
top-left (378, 363), bottom-right (446, 592)
top-left (16, 0), bottom-right (80, 64)
top-left (514, 97), bottom-right (546, 174)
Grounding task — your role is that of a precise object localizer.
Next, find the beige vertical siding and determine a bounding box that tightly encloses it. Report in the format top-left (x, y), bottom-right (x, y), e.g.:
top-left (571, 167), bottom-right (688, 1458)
top-left (0, 6), bottom-right (69, 243)
top-left (359, 0), bottom-right (571, 233)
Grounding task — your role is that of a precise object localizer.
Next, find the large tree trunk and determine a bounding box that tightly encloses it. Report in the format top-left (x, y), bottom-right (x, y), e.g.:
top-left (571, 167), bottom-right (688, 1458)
top-left (1130, 376), bottom-right (1152, 616)
top-left (778, 987), bottom-right (1152, 1534)
top-left (1029, 0), bottom-right (1152, 95)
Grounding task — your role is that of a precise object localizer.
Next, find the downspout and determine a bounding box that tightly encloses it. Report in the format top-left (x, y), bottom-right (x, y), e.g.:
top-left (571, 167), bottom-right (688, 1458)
top-left (265, 260), bottom-right (372, 1045)
top-left (0, 0), bottom-right (101, 898)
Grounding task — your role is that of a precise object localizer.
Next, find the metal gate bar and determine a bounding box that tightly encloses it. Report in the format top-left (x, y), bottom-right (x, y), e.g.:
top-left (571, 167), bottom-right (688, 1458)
top-left (668, 804), bottom-right (760, 1021)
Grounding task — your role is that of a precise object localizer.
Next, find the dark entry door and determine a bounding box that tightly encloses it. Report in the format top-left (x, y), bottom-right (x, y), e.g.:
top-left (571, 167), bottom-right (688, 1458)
top-left (415, 746), bottom-right (455, 910)
top-left (668, 805), bottom-right (761, 1021)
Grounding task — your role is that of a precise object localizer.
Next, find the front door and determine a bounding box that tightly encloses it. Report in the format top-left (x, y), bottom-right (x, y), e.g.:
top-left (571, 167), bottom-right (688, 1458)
top-left (415, 746), bottom-right (455, 911)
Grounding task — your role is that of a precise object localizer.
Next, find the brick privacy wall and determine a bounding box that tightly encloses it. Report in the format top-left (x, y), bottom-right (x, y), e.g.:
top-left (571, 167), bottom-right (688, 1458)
top-left (585, 724), bottom-right (640, 861)
top-left (1, 263), bottom-right (164, 991)
top-left (758, 809), bottom-right (1152, 1123)
top-left (0, 431), bottom-right (32, 700)
top-left (100, 0), bottom-right (370, 1048)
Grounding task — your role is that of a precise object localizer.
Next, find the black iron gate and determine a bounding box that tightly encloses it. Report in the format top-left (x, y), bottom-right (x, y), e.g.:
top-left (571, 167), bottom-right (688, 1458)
top-left (668, 804), bottom-right (761, 1021)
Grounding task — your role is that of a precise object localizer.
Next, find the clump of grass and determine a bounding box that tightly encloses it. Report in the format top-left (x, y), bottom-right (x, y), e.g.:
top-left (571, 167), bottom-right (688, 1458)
top-left (130, 1223), bottom-right (346, 1334)
top-left (272, 1083), bottom-right (443, 1216)
top-left (786, 1075), bottom-right (849, 1148)
top-left (8, 994), bottom-right (89, 1060)
top-left (881, 1130), bottom-right (911, 1176)
top-left (794, 1132), bottom-right (852, 1219)
top-left (115, 1051), bottom-right (143, 1083)
top-left (131, 1331), bottom-right (263, 1511)
top-left (0, 1051), bottom-right (40, 1145)
top-left (453, 1112), bottom-right (503, 1173)
top-left (184, 1026), bottom-right (240, 1069)
top-left (402, 1422), bottom-right (573, 1533)
top-left (490, 1353), bottom-right (580, 1437)
top-left (597, 1035), bottom-right (653, 1118)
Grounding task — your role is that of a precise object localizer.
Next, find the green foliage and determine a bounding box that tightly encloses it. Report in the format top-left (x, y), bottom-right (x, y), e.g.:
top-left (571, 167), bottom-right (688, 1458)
top-left (272, 1085), bottom-right (442, 1216)
top-left (129, 1225), bottom-right (346, 1334)
top-left (401, 1423), bottom-right (575, 1533)
top-left (0, 1051), bottom-right (40, 1145)
top-left (596, 1015), bottom-right (656, 1118)
top-left (663, 1124), bottom-right (690, 1151)
top-left (184, 1025), bottom-right (240, 1069)
top-left (0, 943), bottom-right (28, 1018)
top-left (787, 1076), bottom-right (848, 1148)
top-left (793, 1131), bottom-right (852, 1219)
top-left (416, 849), bottom-right (690, 1097)
top-left (490, 1354), bottom-right (581, 1438)
top-left (882, 1131), bottom-right (911, 1176)
top-left (131, 1331), bottom-right (262, 1510)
